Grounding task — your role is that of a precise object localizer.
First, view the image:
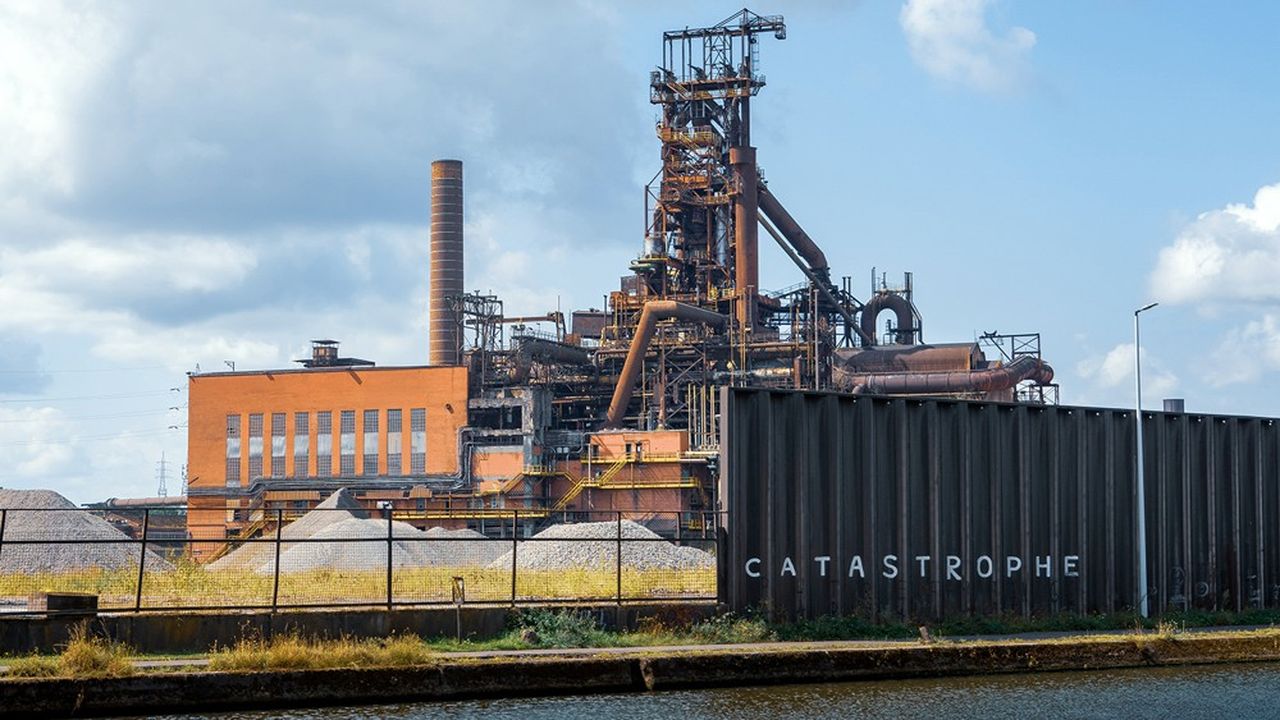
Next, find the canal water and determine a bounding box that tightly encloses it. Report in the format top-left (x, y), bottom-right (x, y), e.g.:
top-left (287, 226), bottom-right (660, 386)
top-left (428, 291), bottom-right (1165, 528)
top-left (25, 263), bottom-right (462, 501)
top-left (151, 663), bottom-right (1280, 719)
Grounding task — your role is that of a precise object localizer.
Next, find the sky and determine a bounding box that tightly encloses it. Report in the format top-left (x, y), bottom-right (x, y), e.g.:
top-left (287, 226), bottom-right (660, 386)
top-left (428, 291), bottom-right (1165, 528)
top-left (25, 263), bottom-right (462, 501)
top-left (1, 0), bottom-right (1279, 503)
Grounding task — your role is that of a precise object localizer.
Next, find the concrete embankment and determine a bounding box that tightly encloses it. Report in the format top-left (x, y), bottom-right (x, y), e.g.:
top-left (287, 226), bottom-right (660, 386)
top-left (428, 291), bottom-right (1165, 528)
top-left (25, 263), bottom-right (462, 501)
top-left (4, 633), bottom-right (1280, 718)
top-left (0, 603), bottom-right (715, 656)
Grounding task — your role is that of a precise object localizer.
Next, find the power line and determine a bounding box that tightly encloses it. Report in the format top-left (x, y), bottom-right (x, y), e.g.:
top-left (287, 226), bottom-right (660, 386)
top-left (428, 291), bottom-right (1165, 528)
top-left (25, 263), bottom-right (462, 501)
top-left (0, 389), bottom-right (179, 404)
top-left (0, 365), bottom-right (169, 375)
top-left (0, 408), bottom-right (183, 424)
top-left (0, 427), bottom-right (181, 448)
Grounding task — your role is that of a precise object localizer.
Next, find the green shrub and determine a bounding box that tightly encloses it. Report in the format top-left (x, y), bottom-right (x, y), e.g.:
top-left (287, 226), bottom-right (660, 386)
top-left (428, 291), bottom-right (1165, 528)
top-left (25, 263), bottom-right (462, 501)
top-left (513, 609), bottom-right (611, 648)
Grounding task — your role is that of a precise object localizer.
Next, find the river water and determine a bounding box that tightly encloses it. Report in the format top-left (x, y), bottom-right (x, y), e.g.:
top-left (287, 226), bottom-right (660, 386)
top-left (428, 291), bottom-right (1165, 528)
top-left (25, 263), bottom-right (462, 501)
top-left (151, 663), bottom-right (1280, 719)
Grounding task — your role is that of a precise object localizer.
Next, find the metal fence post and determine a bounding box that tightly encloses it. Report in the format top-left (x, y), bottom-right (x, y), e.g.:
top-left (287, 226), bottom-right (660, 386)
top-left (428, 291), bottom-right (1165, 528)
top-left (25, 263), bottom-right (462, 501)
top-left (271, 508), bottom-right (283, 612)
top-left (385, 506), bottom-right (394, 610)
top-left (510, 510), bottom-right (518, 606)
top-left (616, 511), bottom-right (623, 605)
top-left (0, 509), bottom-right (7, 562)
top-left (134, 509), bottom-right (150, 612)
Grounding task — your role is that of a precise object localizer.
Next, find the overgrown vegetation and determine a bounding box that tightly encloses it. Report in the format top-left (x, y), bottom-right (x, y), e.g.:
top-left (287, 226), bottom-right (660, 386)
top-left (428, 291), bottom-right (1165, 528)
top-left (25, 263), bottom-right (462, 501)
top-left (5, 623), bottom-right (135, 679)
top-left (7, 607), bottom-right (1280, 680)
top-left (208, 633), bottom-right (435, 671)
top-left (0, 564), bottom-right (716, 610)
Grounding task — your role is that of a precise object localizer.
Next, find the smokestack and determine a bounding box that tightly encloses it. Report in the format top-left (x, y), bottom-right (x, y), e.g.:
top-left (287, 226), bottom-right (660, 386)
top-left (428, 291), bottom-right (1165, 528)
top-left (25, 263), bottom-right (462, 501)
top-left (429, 160), bottom-right (464, 366)
top-left (731, 147), bottom-right (758, 331)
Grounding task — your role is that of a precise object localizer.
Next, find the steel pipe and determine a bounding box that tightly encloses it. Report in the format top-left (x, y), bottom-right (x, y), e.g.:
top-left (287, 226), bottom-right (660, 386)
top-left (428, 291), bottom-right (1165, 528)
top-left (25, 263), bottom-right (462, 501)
top-left (757, 183), bottom-right (828, 274)
top-left (604, 301), bottom-right (727, 428)
top-left (844, 356), bottom-right (1054, 396)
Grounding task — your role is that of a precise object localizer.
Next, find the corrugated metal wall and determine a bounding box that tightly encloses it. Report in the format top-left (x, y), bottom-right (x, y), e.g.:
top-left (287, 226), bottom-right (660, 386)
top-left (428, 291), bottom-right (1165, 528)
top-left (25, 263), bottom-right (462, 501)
top-left (718, 388), bottom-right (1280, 621)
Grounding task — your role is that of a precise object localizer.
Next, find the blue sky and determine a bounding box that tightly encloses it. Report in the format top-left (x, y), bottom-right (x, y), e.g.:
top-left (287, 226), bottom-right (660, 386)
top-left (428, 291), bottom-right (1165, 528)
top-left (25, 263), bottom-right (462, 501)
top-left (1, 1), bottom-right (1278, 502)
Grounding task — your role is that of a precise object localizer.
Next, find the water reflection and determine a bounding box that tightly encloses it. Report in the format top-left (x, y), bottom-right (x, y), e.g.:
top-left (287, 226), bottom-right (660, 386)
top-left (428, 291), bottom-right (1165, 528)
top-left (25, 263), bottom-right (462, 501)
top-left (148, 662), bottom-right (1280, 720)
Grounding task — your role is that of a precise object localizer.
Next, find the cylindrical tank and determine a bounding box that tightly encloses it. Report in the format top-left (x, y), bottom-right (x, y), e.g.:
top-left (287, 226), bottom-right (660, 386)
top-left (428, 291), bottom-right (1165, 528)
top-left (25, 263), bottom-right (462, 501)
top-left (429, 160), bottom-right (464, 366)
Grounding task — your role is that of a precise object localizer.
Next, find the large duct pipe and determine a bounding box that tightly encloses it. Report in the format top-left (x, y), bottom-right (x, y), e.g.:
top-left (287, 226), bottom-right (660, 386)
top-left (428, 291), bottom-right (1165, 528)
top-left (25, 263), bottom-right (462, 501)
top-left (860, 292), bottom-right (917, 345)
top-left (757, 184), bottom-right (828, 274)
top-left (604, 301), bottom-right (727, 428)
top-left (508, 337), bottom-right (593, 383)
top-left (758, 211), bottom-right (875, 347)
top-left (429, 160), bottom-right (464, 366)
top-left (845, 356), bottom-right (1055, 396)
top-left (731, 147), bottom-right (759, 330)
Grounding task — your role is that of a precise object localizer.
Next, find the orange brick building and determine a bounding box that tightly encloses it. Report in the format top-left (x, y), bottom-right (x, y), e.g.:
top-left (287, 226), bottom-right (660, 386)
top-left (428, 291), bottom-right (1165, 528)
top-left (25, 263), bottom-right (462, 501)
top-left (186, 361), bottom-right (468, 557)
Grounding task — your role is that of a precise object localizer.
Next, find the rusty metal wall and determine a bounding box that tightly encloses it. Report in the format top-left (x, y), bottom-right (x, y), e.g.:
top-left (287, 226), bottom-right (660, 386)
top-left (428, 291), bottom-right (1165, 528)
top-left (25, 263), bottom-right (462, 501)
top-left (718, 388), bottom-right (1280, 622)
top-left (429, 159), bottom-right (464, 366)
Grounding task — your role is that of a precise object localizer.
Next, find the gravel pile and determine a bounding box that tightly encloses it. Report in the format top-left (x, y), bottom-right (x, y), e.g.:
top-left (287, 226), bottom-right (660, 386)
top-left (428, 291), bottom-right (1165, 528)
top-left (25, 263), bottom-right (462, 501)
top-left (208, 486), bottom-right (508, 573)
top-left (208, 488), bottom-right (365, 571)
top-left (0, 489), bottom-right (172, 573)
top-left (263, 521), bottom-right (507, 574)
top-left (487, 520), bottom-right (714, 572)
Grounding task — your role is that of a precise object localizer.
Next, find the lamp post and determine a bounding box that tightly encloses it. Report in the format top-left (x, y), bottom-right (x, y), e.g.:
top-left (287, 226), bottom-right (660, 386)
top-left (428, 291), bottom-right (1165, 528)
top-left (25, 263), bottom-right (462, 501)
top-left (1134, 301), bottom-right (1158, 618)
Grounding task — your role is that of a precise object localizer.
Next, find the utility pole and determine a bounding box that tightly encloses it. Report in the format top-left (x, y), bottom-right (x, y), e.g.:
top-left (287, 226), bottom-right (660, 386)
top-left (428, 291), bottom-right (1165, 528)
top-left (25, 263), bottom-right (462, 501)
top-left (1134, 301), bottom-right (1158, 618)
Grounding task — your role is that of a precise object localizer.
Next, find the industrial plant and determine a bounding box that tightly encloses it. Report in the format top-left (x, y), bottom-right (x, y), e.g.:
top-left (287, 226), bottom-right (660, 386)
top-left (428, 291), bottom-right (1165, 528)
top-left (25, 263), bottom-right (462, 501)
top-left (185, 9), bottom-right (1057, 555)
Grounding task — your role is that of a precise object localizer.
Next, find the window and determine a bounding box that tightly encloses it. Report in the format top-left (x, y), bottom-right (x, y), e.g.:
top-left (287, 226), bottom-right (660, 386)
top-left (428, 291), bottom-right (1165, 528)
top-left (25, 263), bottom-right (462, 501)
top-left (294, 412), bottom-right (310, 476)
top-left (225, 415), bottom-right (241, 486)
top-left (410, 408), bottom-right (426, 474)
top-left (270, 413), bottom-right (286, 477)
top-left (362, 409), bottom-right (380, 476)
top-left (340, 410), bottom-right (355, 475)
top-left (247, 413), bottom-right (264, 479)
top-left (387, 409), bottom-right (402, 475)
top-left (317, 411), bottom-right (333, 477)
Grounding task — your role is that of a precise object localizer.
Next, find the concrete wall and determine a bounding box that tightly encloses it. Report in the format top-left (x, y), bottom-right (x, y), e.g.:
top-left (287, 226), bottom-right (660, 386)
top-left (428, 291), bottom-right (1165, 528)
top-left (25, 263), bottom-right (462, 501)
top-left (0, 603), bottom-right (714, 656)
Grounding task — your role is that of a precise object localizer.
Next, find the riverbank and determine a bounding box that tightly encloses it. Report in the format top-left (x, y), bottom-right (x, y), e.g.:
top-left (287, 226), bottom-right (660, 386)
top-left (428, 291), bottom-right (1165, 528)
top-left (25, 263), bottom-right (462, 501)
top-left (4, 628), bottom-right (1280, 718)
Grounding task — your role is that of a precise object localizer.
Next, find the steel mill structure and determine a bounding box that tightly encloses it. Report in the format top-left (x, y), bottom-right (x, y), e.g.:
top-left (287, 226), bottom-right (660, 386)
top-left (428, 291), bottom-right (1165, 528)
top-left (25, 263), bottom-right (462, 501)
top-left (185, 9), bottom-right (1056, 554)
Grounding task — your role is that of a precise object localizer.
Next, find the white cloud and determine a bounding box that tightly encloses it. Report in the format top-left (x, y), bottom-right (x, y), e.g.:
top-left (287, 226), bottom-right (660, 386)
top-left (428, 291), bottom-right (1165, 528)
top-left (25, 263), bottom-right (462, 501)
top-left (900, 0), bottom-right (1036, 93)
top-left (1201, 314), bottom-right (1280, 387)
top-left (0, 1), bottom-right (120, 197)
top-left (1076, 342), bottom-right (1178, 404)
top-left (1148, 181), bottom-right (1280, 388)
top-left (1151, 182), bottom-right (1280, 305)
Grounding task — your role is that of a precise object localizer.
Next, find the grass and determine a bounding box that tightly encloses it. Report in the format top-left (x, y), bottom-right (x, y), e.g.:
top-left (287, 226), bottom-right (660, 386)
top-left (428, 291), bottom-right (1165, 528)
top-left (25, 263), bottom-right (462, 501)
top-left (0, 564), bottom-right (715, 610)
top-left (208, 633), bottom-right (435, 671)
top-left (7, 609), bottom-right (1280, 681)
top-left (5, 623), bottom-right (135, 679)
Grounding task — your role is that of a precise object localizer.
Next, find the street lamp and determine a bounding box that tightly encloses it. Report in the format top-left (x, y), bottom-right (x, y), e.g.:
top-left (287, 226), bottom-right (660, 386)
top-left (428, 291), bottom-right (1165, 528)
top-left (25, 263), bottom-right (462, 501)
top-left (1134, 301), bottom-right (1158, 618)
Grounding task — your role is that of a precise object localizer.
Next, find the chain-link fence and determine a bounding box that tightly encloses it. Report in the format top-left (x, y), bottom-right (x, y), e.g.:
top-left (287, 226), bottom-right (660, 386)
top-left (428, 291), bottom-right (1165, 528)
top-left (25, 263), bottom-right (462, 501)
top-left (0, 508), bottom-right (720, 613)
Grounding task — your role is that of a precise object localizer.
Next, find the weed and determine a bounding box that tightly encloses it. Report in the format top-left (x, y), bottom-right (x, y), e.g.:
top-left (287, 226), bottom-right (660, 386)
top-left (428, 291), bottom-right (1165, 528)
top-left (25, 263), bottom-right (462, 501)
top-left (59, 623), bottom-right (135, 678)
top-left (4, 655), bottom-right (61, 678)
top-left (208, 632), bottom-right (434, 671)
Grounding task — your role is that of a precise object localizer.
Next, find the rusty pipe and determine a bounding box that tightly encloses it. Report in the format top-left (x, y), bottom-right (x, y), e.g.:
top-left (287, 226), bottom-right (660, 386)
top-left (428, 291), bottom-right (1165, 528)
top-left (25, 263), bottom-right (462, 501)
top-left (758, 211), bottom-right (874, 346)
top-left (860, 292), bottom-right (917, 346)
top-left (603, 301), bottom-right (727, 428)
top-left (846, 356), bottom-right (1054, 396)
top-left (731, 147), bottom-right (759, 330)
top-left (508, 338), bottom-right (593, 383)
top-left (757, 183), bottom-right (828, 274)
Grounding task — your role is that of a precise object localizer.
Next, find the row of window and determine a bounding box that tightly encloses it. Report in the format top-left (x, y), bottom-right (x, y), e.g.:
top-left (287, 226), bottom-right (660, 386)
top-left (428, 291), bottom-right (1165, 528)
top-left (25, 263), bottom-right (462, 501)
top-left (225, 408), bottom-right (427, 485)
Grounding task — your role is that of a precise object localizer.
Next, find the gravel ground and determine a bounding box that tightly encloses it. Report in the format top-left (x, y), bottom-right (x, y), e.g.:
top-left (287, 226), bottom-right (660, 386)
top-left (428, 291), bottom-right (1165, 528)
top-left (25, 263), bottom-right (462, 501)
top-left (0, 489), bottom-right (172, 573)
top-left (487, 520), bottom-right (714, 572)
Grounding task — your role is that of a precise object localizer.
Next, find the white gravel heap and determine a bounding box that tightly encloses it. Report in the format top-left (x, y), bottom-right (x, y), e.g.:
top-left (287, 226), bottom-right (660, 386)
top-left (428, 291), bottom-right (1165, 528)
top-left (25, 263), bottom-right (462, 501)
top-left (208, 488), bottom-right (365, 571)
top-left (487, 520), bottom-right (714, 572)
top-left (0, 489), bottom-right (172, 573)
top-left (209, 488), bottom-right (508, 573)
top-left (261, 520), bottom-right (506, 574)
